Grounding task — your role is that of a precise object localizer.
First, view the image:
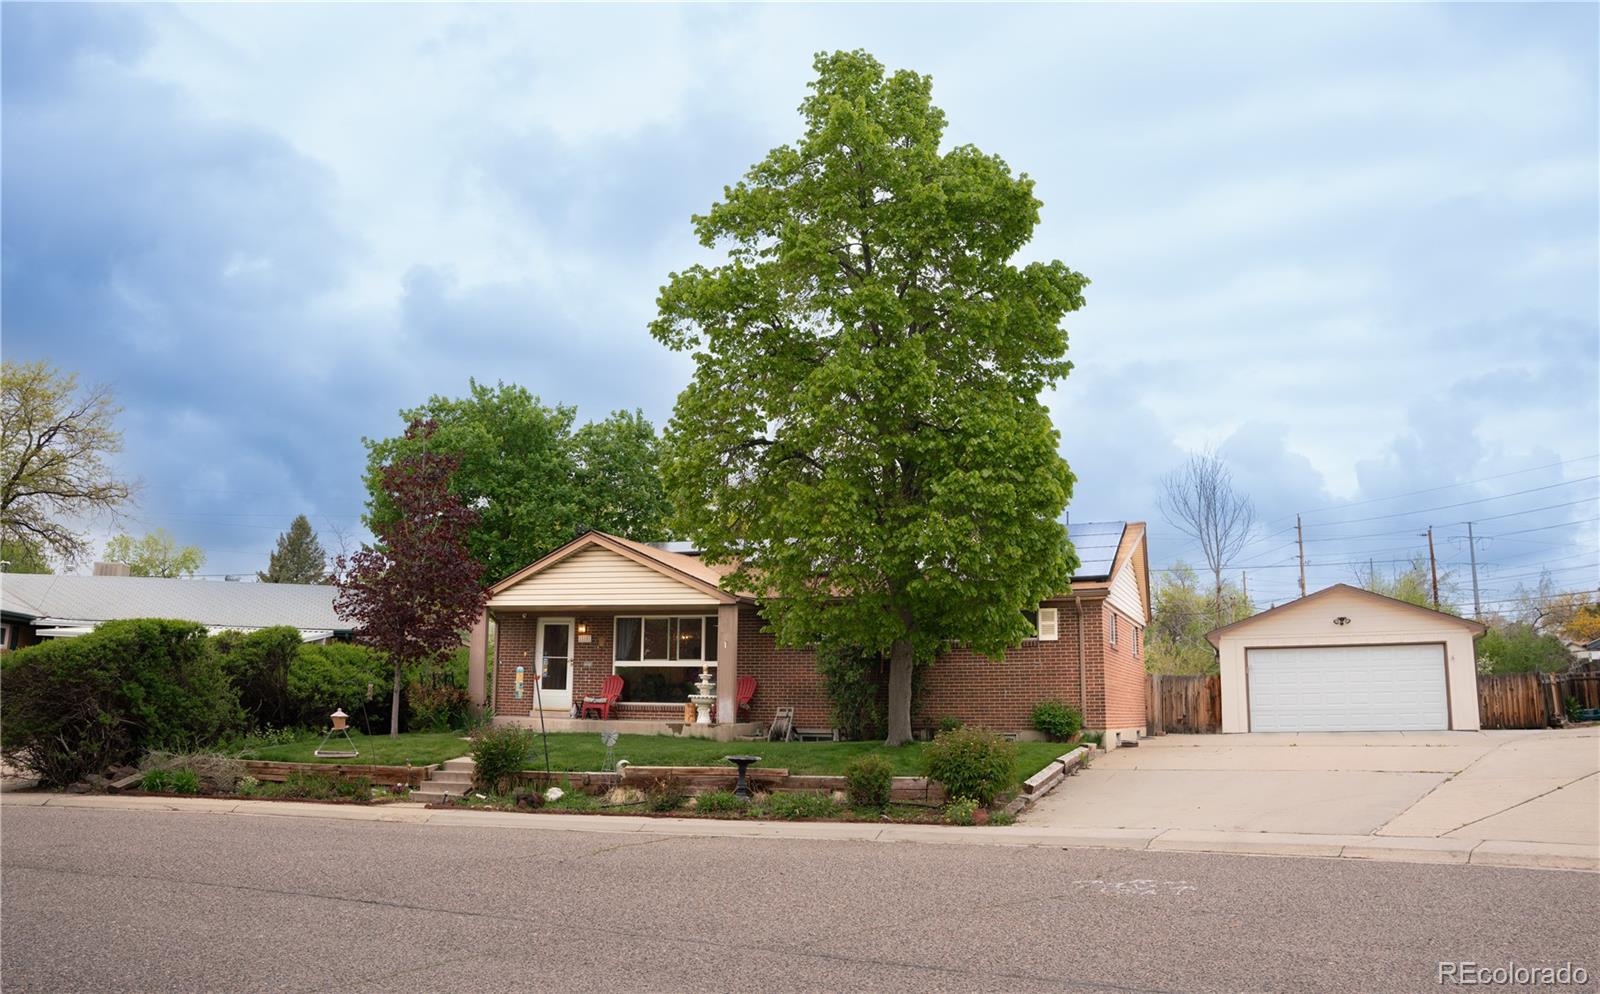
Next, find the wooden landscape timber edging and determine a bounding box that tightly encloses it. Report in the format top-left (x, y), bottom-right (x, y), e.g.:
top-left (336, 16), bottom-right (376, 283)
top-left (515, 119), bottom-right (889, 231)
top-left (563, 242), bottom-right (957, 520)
top-left (1004, 747), bottom-right (1090, 817)
top-left (514, 765), bottom-right (948, 806)
top-left (240, 760), bottom-right (437, 788)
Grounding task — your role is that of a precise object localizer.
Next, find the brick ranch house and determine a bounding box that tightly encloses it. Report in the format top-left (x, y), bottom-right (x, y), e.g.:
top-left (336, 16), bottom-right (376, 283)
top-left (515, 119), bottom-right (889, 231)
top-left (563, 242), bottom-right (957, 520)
top-left (465, 522), bottom-right (1152, 746)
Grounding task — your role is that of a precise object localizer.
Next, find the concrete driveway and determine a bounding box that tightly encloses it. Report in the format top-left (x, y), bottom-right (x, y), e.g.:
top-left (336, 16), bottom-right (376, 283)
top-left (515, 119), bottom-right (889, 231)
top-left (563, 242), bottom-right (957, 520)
top-left (1026, 728), bottom-right (1599, 848)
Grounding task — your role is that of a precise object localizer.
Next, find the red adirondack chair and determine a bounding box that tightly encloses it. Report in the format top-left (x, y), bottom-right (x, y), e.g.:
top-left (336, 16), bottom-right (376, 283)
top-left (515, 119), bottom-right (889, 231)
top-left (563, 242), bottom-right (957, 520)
top-left (711, 675), bottom-right (758, 723)
top-left (580, 674), bottom-right (624, 720)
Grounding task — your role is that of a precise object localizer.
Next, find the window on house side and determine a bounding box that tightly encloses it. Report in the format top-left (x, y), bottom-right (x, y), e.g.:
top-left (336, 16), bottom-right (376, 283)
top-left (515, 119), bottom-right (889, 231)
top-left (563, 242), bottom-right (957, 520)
top-left (1109, 612), bottom-right (1118, 647)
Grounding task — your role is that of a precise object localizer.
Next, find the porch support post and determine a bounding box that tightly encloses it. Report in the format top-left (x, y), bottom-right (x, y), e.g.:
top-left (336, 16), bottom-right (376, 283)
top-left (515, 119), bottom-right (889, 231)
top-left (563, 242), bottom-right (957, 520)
top-left (468, 609), bottom-right (490, 713)
top-left (715, 603), bottom-right (740, 723)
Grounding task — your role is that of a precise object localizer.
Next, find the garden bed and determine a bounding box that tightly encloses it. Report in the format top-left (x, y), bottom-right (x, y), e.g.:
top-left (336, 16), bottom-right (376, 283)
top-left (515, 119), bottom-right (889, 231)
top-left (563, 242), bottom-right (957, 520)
top-left (515, 733), bottom-right (1074, 786)
top-left (424, 788), bottom-right (1004, 826)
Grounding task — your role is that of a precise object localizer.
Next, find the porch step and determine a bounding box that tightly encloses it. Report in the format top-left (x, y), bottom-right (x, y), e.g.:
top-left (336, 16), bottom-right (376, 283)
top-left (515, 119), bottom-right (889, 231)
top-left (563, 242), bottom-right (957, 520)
top-left (410, 756), bottom-right (476, 803)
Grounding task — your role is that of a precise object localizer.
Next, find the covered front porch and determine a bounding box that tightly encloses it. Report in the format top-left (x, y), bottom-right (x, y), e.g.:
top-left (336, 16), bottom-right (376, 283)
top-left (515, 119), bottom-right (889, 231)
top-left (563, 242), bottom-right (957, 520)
top-left (466, 532), bottom-right (760, 741)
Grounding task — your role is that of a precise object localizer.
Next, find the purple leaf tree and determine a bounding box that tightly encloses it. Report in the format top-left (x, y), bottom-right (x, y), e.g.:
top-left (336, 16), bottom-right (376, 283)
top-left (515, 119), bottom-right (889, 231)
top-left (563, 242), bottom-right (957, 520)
top-left (334, 420), bottom-right (488, 736)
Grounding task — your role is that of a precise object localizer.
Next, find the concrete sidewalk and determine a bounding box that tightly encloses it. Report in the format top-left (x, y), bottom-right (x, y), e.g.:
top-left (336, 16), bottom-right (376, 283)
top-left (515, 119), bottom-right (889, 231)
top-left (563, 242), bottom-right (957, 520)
top-left (3, 789), bottom-right (1594, 871)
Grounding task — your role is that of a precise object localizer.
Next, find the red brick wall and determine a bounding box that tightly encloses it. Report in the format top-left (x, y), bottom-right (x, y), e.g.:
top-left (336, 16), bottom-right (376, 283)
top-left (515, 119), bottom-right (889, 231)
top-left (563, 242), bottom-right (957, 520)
top-left (493, 599), bottom-right (1143, 732)
top-left (492, 611), bottom-right (613, 716)
top-left (920, 601), bottom-right (1097, 730)
top-left (736, 605), bottom-right (831, 728)
top-left (1100, 602), bottom-right (1148, 729)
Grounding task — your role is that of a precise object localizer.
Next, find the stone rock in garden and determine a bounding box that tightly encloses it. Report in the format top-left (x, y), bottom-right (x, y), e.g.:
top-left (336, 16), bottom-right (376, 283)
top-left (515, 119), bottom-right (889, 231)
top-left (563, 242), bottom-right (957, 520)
top-left (66, 782), bottom-right (92, 794)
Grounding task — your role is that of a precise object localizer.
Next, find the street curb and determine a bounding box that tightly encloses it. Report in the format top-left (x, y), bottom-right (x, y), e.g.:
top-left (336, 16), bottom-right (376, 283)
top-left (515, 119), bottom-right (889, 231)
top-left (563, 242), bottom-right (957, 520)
top-left (4, 793), bottom-right (1595, 872)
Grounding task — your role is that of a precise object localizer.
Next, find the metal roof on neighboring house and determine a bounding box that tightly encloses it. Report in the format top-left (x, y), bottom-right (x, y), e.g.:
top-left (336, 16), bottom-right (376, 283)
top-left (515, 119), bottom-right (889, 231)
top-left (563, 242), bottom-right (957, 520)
top-left (0, 573), bottom-right (350, 635)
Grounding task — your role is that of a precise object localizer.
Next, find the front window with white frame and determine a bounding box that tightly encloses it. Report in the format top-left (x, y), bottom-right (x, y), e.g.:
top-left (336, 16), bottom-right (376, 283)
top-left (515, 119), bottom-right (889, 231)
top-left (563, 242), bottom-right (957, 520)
top-left (612, 615), bottom-right (719, 704)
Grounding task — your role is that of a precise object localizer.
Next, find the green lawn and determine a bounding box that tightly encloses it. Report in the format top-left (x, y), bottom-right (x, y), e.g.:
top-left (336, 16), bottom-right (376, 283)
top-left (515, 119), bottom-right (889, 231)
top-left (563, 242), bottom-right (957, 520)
top-left (235, 730), bottom-right (1077, 787)
top-left (521, 733), bottom-right (1072, 786)
top-left (235, 731), bottom-right (471, 767)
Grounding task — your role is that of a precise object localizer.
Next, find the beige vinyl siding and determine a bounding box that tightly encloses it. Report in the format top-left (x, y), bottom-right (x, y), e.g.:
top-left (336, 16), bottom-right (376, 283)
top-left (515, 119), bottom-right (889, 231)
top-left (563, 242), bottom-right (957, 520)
top-left (1215, 586), bottom-right (1482, 732)
top-left (1107, 558), bottom-right (1144, 624)
top-left (489, 546), bottom-right (720, 608)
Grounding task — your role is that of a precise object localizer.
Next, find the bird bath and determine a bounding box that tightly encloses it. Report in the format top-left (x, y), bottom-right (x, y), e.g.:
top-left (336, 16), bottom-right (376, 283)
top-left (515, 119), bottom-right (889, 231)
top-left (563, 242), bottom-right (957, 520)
top-left (725, 755), bottom-right (762, 799)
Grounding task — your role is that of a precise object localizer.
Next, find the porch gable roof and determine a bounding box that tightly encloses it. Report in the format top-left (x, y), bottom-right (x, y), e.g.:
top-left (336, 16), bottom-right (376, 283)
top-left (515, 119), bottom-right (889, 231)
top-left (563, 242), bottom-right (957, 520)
top-left (488, 531), bottom-right (743, 608)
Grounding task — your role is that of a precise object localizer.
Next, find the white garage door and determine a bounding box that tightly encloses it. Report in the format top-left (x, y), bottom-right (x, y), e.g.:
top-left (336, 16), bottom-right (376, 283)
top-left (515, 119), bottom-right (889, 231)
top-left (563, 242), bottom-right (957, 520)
top-left (1247, 644), bottom-right (1448, 732)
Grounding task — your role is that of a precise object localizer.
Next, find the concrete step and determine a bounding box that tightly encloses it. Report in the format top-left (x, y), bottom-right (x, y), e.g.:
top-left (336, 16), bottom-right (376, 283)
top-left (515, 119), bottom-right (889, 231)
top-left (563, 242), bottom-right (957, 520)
top-left (429, 771), bottom-right (474, 784)
top-left (411, 782), bottom-right (473, 803)
top-left (440, 758), bottom-right (475, 773)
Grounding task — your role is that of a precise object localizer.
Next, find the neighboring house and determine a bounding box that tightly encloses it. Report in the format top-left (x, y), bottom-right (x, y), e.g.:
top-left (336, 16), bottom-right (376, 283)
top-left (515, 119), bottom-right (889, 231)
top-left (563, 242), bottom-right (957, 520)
top-left (0, 573), bottom-right (352, 651)
top-left (466, 522), bottom-right (1153, 745)
top-left (1565, 638), bottom-right (1600, 666)
top-left (1206, 583), bottom-right (1488, 733)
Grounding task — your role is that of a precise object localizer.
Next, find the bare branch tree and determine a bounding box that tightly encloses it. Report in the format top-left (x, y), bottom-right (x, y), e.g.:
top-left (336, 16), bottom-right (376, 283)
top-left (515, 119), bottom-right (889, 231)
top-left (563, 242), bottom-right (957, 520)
top-left (1, 361), bottom-right (133, 567)
top-left (1157, 450), bottom-right (1256, 624)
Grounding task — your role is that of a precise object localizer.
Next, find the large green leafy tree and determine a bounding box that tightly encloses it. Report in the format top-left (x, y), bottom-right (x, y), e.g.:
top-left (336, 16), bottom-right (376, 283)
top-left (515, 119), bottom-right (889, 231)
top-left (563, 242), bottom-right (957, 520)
top-left (258, 514), bottom-right (328, 584)
top-left (362, 380), bottom-right (671, 583)
top-left (651, 51), bottom-right (1086, 745)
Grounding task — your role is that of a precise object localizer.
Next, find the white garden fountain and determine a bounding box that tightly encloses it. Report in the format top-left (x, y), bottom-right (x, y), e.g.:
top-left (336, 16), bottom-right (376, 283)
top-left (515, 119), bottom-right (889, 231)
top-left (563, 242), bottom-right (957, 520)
top-left (688, 665), bottom-right (717, 725)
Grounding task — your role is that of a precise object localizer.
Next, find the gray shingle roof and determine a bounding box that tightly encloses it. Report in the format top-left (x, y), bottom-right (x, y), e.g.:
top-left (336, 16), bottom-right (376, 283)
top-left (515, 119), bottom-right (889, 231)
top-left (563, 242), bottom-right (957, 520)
top-left (0, 573), bottom-right (349, 633)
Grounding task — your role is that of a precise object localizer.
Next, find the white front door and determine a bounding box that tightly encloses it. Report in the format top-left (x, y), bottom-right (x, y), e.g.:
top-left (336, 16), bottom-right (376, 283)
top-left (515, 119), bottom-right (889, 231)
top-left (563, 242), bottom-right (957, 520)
top-left (534, 618), bottom-right (574, 712)
top-left (1247, 644), bottom-right (1449, 732)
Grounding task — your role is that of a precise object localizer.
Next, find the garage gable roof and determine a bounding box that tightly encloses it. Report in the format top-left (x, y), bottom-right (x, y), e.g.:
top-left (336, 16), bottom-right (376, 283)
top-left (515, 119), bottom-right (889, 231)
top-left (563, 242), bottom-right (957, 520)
top-left (1205, 583), bottom-right (1487, 647)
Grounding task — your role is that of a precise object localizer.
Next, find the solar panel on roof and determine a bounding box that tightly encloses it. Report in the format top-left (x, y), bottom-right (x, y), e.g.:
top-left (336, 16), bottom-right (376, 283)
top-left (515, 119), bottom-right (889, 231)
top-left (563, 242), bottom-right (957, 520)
top-left (1067, 521), bottom-right (1126, 579)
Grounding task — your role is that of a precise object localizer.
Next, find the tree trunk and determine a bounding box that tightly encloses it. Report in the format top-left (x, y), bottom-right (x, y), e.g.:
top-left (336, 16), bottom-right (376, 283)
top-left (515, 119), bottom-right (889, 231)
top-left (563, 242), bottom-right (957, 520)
top-left (390, 663), bottom-right (402, 737)
top-left (885, 638), bottom-right (915, 746)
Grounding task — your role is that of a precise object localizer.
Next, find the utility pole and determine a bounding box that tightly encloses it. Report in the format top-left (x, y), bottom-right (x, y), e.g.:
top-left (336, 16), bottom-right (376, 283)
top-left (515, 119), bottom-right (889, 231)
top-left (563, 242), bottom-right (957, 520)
top-left (1425, 526), bottom-right (1440, 611)
top-left (1241, 571), bottom-right (1249, 605)
top-left (1465, 521), bottom-right (1482, 620)
top-left (1296, 515), bottom-right (1307, 598)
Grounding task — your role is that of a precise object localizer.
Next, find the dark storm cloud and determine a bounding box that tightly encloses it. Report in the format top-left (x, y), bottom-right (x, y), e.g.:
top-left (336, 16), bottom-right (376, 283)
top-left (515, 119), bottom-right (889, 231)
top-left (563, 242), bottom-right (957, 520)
top-left (1, 2), bottom-right (1594, 593)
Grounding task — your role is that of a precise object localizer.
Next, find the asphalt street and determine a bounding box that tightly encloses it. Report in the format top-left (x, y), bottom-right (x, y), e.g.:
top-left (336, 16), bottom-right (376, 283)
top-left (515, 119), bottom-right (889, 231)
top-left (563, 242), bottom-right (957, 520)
top-left (2, 805), bottom-right (1595, 994)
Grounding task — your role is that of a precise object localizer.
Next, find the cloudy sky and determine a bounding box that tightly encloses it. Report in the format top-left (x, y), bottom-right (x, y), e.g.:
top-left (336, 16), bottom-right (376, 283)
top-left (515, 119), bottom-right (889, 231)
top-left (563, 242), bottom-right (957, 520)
top-left (4, 3), bottom-right (1596, 610)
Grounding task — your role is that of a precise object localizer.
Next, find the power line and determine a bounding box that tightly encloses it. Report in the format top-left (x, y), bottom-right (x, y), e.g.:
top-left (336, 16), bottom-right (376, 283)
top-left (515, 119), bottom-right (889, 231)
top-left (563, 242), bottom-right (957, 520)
top-left (1294, 477), bottom-right (1598, 528)
top-left (1482, 517), bottom-right (1600, 539)
top-left (1265, 455), bottom-right (1599, 524)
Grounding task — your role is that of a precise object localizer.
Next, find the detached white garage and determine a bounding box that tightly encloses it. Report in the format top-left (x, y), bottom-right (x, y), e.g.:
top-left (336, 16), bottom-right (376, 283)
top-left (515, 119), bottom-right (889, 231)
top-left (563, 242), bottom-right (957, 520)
top-left (1208, 584), bottom-right (1487, 733)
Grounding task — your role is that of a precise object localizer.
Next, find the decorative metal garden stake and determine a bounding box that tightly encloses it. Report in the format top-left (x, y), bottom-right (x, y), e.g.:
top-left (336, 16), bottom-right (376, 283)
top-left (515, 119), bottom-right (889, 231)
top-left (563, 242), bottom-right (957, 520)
top-left (601, 730), bottom-right (620, 772)
top-left (314, 708), bottom-right (360, 758)
top-left (531, 653), bottom-right (551, 779)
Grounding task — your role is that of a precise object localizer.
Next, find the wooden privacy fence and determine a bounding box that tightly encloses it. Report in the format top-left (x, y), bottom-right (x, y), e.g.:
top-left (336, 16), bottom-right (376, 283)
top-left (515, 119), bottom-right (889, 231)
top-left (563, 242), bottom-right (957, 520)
top-left (1144, 671), bottom-right (1600, 734)
top-left (1477, 672), bottom-right (1600, 729)
top-left (1146, 674), bottom-right (1222, 734)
